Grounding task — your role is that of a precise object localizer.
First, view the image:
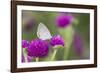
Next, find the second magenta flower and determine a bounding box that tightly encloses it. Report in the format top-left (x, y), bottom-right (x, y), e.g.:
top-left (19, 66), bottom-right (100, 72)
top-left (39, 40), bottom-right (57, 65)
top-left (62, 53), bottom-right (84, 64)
top-left (50, 35), bottom-right (64, 47)
top-left (55, 14), bottom-right (73, 28)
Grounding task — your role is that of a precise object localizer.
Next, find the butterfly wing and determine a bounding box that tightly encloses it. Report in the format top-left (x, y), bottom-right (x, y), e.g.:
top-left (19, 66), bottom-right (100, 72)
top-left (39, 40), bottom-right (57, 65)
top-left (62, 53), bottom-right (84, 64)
top-left (37, 23), bottom-right (52, 40)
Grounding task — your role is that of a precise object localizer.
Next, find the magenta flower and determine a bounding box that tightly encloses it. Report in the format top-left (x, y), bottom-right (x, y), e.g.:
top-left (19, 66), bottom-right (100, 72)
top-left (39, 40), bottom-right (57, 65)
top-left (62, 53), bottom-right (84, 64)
top-left (50, 35), bottom-right (64, 47)
top-left (22, 40), bottom-right (29, 48)
top-left (27, 39), bottom-right (49, 58)
top-left (55, 14), bottom-right (73, 28)
top-left (73, 33), bottom-right (83, 55)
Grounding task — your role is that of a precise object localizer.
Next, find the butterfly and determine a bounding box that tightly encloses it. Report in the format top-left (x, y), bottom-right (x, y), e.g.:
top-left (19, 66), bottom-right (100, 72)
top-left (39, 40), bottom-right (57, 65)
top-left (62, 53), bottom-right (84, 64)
top-left (37, 23), bottom-right (52, 40)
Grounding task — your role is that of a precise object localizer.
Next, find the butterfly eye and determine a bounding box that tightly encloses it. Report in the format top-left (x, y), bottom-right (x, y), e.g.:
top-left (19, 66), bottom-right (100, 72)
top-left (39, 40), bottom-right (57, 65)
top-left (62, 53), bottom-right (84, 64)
top-left (37, 23), bottom-right (52, 40)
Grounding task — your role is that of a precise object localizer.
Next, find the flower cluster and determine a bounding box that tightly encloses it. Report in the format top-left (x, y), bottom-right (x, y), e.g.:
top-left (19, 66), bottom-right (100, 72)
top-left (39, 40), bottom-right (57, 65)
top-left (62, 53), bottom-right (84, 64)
top-left (22, 34), bottom-right (64, 59)
top-left (21, 13), bottom-right (74, 62)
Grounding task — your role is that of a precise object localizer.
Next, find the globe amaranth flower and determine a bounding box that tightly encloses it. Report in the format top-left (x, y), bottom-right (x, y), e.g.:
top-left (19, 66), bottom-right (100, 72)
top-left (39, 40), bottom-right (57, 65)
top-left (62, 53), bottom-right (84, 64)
top-left (22, 55), bottom-right (32, 62)
top-left (50, 35), bottom-right (64, 47)
top-left (73, 33), bottom-right (83, 55)
top-left (27, 39), bottom-right (49, 58)
top-left (22, 40), bottom-right (29, 48)
top-left (55, 14), bottom-right (73, 28)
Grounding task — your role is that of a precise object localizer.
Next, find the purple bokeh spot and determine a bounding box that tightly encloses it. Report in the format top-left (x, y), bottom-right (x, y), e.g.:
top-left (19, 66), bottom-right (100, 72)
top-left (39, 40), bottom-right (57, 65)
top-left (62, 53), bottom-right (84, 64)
top-left (73, 33), bottom-right (83, 56)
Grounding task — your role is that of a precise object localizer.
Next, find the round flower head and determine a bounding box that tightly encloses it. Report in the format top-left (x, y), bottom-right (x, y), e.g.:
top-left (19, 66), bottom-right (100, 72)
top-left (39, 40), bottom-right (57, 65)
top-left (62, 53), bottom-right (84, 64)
top-left (28, 39), bottom-right (49, 58)
top-left (55, 14), bottom-right (73, 28)
top-left (50, 35), bottom-right (64, 47)
top-left (22, 40), bottom-right (29, 48)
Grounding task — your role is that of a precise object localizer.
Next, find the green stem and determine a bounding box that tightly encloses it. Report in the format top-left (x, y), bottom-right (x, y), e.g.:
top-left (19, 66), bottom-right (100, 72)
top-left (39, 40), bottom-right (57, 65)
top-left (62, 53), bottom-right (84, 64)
top-left (50, 49), bottom-right (58, 61)
top-left (63, 46), bottom-right (70, 60)
top-left (36, 57), bottom-right (39, 62)
top-left (23, 49), bottom-right (28, 62)
top-left (58, 26), bottom-right (73, 60)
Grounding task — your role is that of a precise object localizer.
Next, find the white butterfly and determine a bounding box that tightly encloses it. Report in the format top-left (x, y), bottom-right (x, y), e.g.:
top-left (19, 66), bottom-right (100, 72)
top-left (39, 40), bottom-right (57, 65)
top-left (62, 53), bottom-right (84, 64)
top-left (37, 23), bottom-right (52, 40)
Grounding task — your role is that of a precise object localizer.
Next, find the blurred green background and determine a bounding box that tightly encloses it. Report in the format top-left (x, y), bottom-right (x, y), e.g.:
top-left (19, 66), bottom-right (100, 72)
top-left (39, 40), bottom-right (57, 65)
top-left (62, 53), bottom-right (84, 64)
top-left (22, 10), bottom-right (90, 61)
